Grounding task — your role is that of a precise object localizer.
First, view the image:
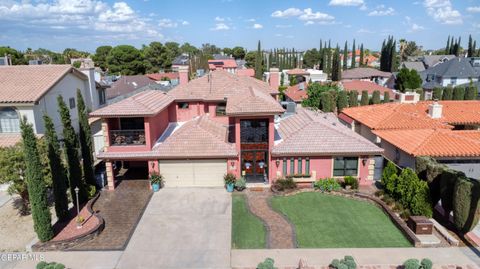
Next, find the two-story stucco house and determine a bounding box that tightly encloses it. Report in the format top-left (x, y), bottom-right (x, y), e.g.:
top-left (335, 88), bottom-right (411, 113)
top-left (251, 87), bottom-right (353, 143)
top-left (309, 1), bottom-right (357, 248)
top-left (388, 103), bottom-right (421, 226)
top-left (91, 68), bottom-right (382, 190)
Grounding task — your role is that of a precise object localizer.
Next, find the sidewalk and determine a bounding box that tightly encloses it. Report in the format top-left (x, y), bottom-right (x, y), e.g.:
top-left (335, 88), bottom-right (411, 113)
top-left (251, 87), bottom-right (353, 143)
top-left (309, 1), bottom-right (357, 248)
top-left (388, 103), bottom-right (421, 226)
top-left (231, 247), bottom-right (480, 268)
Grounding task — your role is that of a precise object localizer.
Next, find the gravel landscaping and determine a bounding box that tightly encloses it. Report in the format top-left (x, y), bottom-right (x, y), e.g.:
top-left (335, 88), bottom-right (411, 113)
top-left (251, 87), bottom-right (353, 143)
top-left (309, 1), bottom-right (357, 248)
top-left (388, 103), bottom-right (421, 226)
top-left (0, 197), bottom-right (39, 251)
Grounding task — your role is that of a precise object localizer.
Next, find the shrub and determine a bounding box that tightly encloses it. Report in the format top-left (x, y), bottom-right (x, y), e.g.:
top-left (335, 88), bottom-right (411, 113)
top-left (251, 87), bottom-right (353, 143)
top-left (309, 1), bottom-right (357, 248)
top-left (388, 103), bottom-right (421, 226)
top-left (343, 176), bottom-right (359, 190)
top-left (330, 256), bottom-right (357, 269)
top-left (235, 177), bottom-right (246, 191)
top-left (374, 189), bottom-right (384, 197)
top-left (421, 258), bottom-right (433, 269)
top-left (403, 259), bottom-right (420, 269)
top-left (440, 169), bottom-right (462, 214)
top-left (224, 173), bottom-right (236, 185)
top-left (453, 177), bottom-right (480, 233)
top-left (87, 184), bottom-right (97, 199)
top-left (400, 208), bottom-right (411, 220)
top-left (36, 261), bottom-right (65, 269)
top-left (314, 178), bottom-right (341, 192)
top-left (273, 177), bottom-right (297, 191)
top-left (381, 161), bottom-right (398, 195)
top-left (257, 257), bottom-right (277, 269)
top-left (149, 172), bottom-right (164, 185)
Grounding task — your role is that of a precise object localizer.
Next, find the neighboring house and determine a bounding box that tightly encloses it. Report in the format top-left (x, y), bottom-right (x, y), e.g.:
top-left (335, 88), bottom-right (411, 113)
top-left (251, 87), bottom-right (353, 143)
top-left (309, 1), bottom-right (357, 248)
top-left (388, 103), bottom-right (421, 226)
top-left (0, 55), bottom-right (12, 66)
top-left (70, 58), bottom-right (95, 69)
top-left (341, 80), bottom-right (395, 100)
top-left (106, 75), bottom-right (156, 101)
top-left (286, 68), bottom-right (309, 83)
top-left (0, 65), bottom-right (93, 147)
top-left (341, 67), bottom-right (393, 86)
top-left (421, 55), bottom-right (456, 69)
top-left (147, 72), bottom-right (180, 85)
top-left (208, 59), bottom-right (237, 74)
top-left (339, 100), bottom-right (480, 179)
top-left (420, 57), bottom-right (479, 91)
top-left (340, 50), bottom-right (380, 68)
top-left (284, 82), bottom-right (308, 104)
top-left (171, 53), bottom-right (189, 71)
top-left (400, 61), bottom-right (426, 72)
top-left (91, 69), bottom-right (382, 190)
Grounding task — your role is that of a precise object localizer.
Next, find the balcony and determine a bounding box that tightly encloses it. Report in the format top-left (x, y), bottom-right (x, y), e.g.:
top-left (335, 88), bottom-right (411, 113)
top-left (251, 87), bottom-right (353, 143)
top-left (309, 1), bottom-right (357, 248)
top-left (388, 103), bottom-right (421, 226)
top-left (110, 129), bottom-right (146, 146)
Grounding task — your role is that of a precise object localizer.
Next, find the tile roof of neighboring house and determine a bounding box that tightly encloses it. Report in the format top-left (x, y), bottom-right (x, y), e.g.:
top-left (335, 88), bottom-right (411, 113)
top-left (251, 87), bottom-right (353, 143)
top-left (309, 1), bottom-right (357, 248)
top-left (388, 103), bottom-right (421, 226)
top-left (272, 108), bottom-right (383, 156)
top-left (208, 59), bottom-right (237, 69)
top-left (286, 68), bottom-right (309, 75)
top-left (226, 87), bottom-right (284, 116)
top-left (401, 61), bottom-right (426, 72)
top-left (340, 101), bottom-right (480, 130)
top-left (0, 65), bottom-right (87, 104)
top-left (284, 83), bottom-right (308, 102)
top-left (342, 67), bottom-right (392, 80)
top-left (172, 54), bottom-right (189, 66)
top-left (90, 90), bottom-right (173, 117)
top-left (421, 55), bottom-right (456, 68)
top-left (169, 69), bottom-right (278, 101)
top-left (146, 72), bottom-right (179, 81)
top-left (106, 75), bottom-right (156, 100)
top-left (0, 134), bottom-right (22, 148)
top-left (421, 57), bottom-right (479, 79)
top-left (236, 68), bottom-right (255, 77)
top-left (213, 54), bottom-right (234, 60)
top-left (373, 129), bottom-right (480, 157)
top-left (341, 80), bottom-right (395, 96)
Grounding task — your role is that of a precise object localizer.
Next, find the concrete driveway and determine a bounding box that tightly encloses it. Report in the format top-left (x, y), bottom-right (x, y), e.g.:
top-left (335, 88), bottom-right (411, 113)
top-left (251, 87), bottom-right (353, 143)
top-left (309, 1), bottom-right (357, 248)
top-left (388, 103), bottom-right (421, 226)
top-left (116, 188), bottom-right (231, 269)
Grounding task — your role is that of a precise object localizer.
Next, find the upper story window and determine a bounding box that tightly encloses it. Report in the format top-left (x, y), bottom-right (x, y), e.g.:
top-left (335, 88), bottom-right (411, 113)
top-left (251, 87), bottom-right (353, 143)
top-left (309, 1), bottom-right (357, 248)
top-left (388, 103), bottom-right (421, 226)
top-left (69, 97), bottom-right (76, 109)
top-left (178, 102), bottom-right (189, 109)
top-left (240, 119), bottom-right (268, 143)
top-left (0, 107), bottom-right (20, 133)
top-left (120, 117), bottom-right (144, 130)
top-left (98, 89), bottom-right (106, 106)
top-left (216, 102), bottom-right (226, 116)
top-left (333, 157), bottom-right (358, 177)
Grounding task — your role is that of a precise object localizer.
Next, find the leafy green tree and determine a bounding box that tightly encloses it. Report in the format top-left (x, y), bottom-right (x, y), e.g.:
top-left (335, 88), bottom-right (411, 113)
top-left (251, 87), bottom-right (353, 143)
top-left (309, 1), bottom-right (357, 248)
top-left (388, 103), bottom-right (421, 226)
top-left (222, 47), bottom-right (232, 56)
top-left (303, 49), bottom-right (320, 68)
top-left (302, 83), bottom-right (340, 109)
top-left (383, 92), bottom-right (390, 103)
top-left (348, 91), bottom-right (358, 107)
top-left (465, 84), bottom-right (477, 100)
top-left (371, 90), bottom-right (381, 104)
top-left (360, 90), bottom-right (369, 106)
top-left (320, 92), bottom-right (335, 112)
top-left (106, 45), bottom-right (146, 75)
top-left (57, 95), bottom-right (87, 205)
top-left (254, 40), bottom-right (263, 79)
top-left (77, 90), bottom-right (95, 188)
top-left (43, 115), bottom-right (69, 221)
top-left (201, 43), bottom-right (221, 57)
top-left (382, 161), bottom-right (398, 196)
top-left (351, 39), bottom-right (356, 68)
top-left (245, 51), bottom-right (256, 68)
top-left (442, 86), bottom-right (453, 100)
top-left (179, 42), bottom-right (199, 55)
top-left (0, 46), bottom-right (27, 65)
top-left (231, 46), bottom-right (246, 59)
top-left (433, 87), bottom-right (443, 100)
top-left (337, 91), bottom-right (348, 112)
top-left (343, 41), bottom-right (348, 70)
top-left (453, 87), bottom-right (465, 100)
top-left (20, 119), bottom-right (53, 242)
top-left (142, 42), bottom-right (165, 73)
top-left (395, 68), bottom-right (422, 92)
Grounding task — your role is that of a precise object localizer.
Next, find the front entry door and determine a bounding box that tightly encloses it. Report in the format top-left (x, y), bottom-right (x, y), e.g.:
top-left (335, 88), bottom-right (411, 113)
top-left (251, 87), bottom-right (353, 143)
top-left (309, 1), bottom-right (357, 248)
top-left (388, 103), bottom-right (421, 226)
top-left (241, 151), bottom-right (268, 183)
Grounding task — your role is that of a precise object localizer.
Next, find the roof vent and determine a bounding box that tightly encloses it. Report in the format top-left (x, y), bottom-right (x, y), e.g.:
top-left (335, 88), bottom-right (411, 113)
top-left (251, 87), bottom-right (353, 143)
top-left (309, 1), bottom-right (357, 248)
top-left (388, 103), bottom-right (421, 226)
top-left (428, 100), bottom-right (443, 119)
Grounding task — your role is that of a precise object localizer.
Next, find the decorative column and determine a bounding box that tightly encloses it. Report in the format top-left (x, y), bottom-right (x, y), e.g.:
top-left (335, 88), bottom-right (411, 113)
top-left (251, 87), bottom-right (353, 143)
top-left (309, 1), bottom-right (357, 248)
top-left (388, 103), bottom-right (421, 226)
top-left (105, 161), bottom-right (115, 190)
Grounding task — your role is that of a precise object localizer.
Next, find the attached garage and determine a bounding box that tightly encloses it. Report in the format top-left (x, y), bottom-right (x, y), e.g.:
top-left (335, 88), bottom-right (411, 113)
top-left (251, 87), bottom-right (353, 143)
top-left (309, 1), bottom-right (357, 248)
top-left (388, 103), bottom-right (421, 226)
top-left (159, 159), bottom-right (227, 187)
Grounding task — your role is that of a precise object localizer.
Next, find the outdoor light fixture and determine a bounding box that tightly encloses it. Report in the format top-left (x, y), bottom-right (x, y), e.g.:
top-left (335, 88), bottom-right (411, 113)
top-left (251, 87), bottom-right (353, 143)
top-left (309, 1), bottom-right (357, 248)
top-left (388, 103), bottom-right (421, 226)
top-left (362, 159), bottom-right (367, 166)
top-left (275, 159), bottom-right (280, 167)
top-left (230, 161), bottom-right (235, 167)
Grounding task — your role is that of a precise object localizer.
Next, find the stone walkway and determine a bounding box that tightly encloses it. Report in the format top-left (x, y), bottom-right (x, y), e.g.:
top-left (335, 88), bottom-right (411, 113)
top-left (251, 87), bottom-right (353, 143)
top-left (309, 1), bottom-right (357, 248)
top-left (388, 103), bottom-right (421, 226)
top-left (245, 189), bottom-right (296, 249)
top-left (70, 180), bottom-right (152, 250)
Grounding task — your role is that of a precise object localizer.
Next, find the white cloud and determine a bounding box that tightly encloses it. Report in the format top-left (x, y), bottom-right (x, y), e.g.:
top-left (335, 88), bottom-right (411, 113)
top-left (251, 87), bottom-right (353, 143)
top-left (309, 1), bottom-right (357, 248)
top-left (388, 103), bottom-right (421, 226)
top-left (329, 0), bottom-right (364, 6)
top-left (368, 5), bottom-right (395, 16)
top-left (214, 16), bottom-right (225, 21)
top-left (467, 6), bottom-right (480, 13)
top-left (271, 8), bottom-right (303, 18)
top-left (299, 8), bottom-right (334, 21)
top-left (305, 21), bottom-right (315, 25)
top-left (158, 18), bottom-right (177, 28)
top-left (181, 20), bottom-right (189, 25)
top-left (210, 23), bottom-right (230, 31)
top-left (252, 23), bottom-right (263, 29)
top-left (405, 16), bottom-right (425, 32)
top-left (423, 0), bottom-right (462, 25)
top-left (246, 18), bottom-right (255, 22)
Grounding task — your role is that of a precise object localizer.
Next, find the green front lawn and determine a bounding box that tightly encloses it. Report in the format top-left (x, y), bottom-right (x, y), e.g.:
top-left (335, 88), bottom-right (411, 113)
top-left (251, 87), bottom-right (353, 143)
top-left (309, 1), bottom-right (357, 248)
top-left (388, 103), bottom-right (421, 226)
top-left (232, 194), bottom-right (266, 249)
top-left (270, 192), bottom-right (412, 248)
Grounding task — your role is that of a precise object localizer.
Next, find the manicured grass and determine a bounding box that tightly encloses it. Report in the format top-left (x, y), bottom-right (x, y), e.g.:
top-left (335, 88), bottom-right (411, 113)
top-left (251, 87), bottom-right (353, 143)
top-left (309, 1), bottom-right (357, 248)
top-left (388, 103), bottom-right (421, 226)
top-left (232, 194), bottom-right (266, 249)
top-left (270, 192), bottom-right (412, 248)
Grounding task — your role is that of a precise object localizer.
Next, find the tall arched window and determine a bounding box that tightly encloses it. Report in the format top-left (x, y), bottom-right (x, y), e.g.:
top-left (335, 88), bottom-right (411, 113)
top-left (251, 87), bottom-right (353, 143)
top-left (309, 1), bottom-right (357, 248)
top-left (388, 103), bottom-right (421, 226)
top-left (0, 107), bottom-right (20, 133)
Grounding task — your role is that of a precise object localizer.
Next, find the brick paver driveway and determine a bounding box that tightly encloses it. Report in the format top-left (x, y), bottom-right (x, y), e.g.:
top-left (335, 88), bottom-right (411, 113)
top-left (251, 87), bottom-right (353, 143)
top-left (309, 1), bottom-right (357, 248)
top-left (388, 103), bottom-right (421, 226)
top-left (116, 188), bottom-right (231, 269)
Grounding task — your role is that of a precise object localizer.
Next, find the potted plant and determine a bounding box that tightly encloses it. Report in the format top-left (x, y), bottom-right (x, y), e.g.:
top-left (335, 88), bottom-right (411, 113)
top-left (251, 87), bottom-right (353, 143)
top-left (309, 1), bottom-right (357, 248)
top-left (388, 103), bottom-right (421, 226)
top-left (235, 177), bottom-right (246, 191)
top-left (150, 172), bottom-right (163, 192)
top-left (224, 173), bottom-right (236, 192)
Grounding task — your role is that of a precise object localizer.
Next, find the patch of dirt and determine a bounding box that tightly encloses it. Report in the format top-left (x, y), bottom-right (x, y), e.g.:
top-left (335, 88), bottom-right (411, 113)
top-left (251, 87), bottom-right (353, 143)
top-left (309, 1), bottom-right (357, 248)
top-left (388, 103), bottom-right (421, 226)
top-left (0, 197), bottom-right (36, 251)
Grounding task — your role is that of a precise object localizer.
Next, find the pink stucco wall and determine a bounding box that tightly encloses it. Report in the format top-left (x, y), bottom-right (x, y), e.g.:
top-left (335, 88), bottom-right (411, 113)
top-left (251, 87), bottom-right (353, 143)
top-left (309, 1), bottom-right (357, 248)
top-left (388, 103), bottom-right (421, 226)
top-left (170, 101), bottom-right (205, 122)
top-left (146, 109), bottom-right (169, 148)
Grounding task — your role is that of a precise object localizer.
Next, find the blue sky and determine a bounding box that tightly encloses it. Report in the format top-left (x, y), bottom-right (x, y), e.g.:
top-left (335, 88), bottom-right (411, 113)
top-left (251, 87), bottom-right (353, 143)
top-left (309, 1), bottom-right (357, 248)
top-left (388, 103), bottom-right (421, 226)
top-left (0, 0), bottom-right (479, 53)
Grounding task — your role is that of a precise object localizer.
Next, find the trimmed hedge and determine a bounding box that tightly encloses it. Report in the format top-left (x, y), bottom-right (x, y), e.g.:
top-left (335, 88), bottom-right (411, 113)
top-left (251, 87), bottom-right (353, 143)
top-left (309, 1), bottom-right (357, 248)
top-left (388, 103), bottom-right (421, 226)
top-left (453, 177), bottom-right (480, 233)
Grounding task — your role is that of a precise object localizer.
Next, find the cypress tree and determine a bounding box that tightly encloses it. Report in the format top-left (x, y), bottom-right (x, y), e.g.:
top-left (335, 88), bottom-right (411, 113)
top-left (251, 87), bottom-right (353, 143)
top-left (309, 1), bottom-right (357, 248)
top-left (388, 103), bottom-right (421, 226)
top-left (337, 91), bottom-right (349, 112)
top-left (58, 95), bottom-right (88, 205)
top-left (449, 37), bottom-right (455, 54)
top-left (383, 92), bottom-right (390, 103)
top-left (348, 91), bottom-right (358, 107)
top-left (320, 92), bottom-right (334, 112)
top-left (433, 87), bottom-right (443, 100)
top-left (77, 90), bottom-right (95, 188)
top-left (465, 84), bottom-right (477, 100)
top-left (343, 41), bottom-right (348, 71)
top-left (20, 118), bottom-right (54, 242)
top-left (445, 35), bottom-right (450, 54)
top-left (326, 40), bottom-right (332, 75)
top-left (360, 90), bottom-right (369, 106)
top-left (331, 46), bottom-right (341, 81)
top-left (380, 40), bottom-right (386, 71)
top-left (254, 40), bottom-right (262, 79)
top-left (371, 90), bottom-right (381, 104)
top-left (442, 86), bottom-right (453, 100)
top-left (43, 114), bottom-right (69, 222)
top-left (416, 89), bottom-right (425, 101)
top-left (359, 44), bottom-right (364, 67)
top-left (468, 35), bottom-right (474, 57)
top-left (453, 87), bottom-right (465, 100)
top-left (351, 39), bottom-right (356, 68)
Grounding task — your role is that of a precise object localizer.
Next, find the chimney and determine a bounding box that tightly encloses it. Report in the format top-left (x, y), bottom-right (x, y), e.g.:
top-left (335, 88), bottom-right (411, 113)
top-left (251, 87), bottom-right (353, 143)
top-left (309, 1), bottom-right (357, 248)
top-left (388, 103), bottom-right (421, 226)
top-left (269, 68), bottom-right (279, 90)
top-left (428, 100), bottom-right (443, 119)
top-left (178, 65), bottom-right (189, 85)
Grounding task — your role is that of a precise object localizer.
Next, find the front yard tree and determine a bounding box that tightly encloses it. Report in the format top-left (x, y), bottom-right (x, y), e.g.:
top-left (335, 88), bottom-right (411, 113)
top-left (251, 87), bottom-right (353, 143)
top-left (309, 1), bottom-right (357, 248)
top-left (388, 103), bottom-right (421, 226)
top-left (360, 90), bottom-right (369, 106)
top-left (337, 91), bottom-right (348, 112)
top-left (43, 114), bottom-right (69, 222)
top-left (348, 91), bottom-right (358, 107)
top-left (371, 90), bottom-right (381, 104)
top-left (20, 118), bottom-right (54, 242)
top-left (58, 95), bottom-right (88, 205)
top-left (77, 90), bottom-right (95, 188)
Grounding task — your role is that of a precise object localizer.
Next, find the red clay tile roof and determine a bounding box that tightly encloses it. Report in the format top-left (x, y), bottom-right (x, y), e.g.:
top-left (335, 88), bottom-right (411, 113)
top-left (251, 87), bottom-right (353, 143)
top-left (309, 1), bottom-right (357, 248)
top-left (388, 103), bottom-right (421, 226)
top-left (341, 101), bottom-right (480, 130)
top-left (0, 134), bottom-right (22, 148)
top-left (90, 90), bottom-right (173, 117)
top-left (146, 72), bottom-right (179, 81)
top-left (373, 129), bottom-right (480, 157)
top-left (169, 69), bottom-right (278, 101)
top-left (342, 67), bottom-right (392, 80)
top-left (208, 59), bottom-right (237, 69)
top-left (236, 68), bottom-right (255, 77)
top-left (272, 108), bottom-right (383, 156)
top-left (226, 87), bottom-right (284, 116)
top-left (286, 68), bottom-right (309, 75)
top-left (284, 83), bottom-right (308, 102)
top-left (106, 75), bottom-right (156, 99)
top-left (0, 65), bottom-right (86, 103)
top-left (341, 80), bottom-right (394, 96)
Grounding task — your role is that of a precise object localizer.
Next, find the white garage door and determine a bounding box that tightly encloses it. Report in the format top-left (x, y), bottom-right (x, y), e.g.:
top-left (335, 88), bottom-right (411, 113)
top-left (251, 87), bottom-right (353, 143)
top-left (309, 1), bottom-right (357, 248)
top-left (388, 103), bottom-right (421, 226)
top-left (159, 159), bottom-right (226, 187)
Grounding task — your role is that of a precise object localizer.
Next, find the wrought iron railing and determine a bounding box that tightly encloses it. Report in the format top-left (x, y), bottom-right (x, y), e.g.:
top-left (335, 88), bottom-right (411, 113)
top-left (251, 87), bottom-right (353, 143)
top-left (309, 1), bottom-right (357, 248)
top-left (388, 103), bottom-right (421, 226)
top-left (110, 129), bottom-right (146, 146)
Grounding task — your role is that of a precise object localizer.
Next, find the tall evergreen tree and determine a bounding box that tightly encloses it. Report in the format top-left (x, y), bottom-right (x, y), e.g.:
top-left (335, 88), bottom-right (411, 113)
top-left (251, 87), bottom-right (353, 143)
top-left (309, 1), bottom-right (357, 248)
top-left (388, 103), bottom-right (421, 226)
top-left (254, 40), bottom-right (263, 79)
top-left (343, 41), bottom-right (348, 71)
top-left (43, 115), bottom-right (69, 222)
top-left (380, 36), bottom-right (397, 72)
top-left (359, 44), bottom-right (364, 67)
top-left (58, 95), bottom-right (88, 205)
top-left (383, 92), bottom-right (390, 103)
top-left (468, 35), bottom-right (473, 57)
top-left (433, 87), bottom-right (443, 100)
top-left (371, 90), bottom-right (381, 104)
top-left (348, 91), bottom-right (358, 107)
top-left (465, 84), bottom-right (477, 100)
top-left (453, 87), bottom-right (465, 100)
top-left (442, 86), bottom-right (453, 100)
top-left (445, 35), bottom-right (451, 54)
top-left (337, 91), bottom-right (348, 112)
top-left (77, 90), bottom-right (95, 188)
top-left (331, 46), bottom-right (341, 81)
top-left (20, 118), bottom-right (53, 242)
top-left (360, 90), bottom-right (369, 106)
top-left (320, 92), bottom-right (334, 112)
top-left (351, 39), bottom-right (356, 68)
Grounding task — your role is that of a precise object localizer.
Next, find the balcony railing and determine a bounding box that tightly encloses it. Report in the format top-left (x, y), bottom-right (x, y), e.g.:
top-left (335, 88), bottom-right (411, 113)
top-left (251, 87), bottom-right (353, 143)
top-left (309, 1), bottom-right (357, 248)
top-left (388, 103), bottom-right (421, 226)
top-left (110, 129), bottom-right (146, 146)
